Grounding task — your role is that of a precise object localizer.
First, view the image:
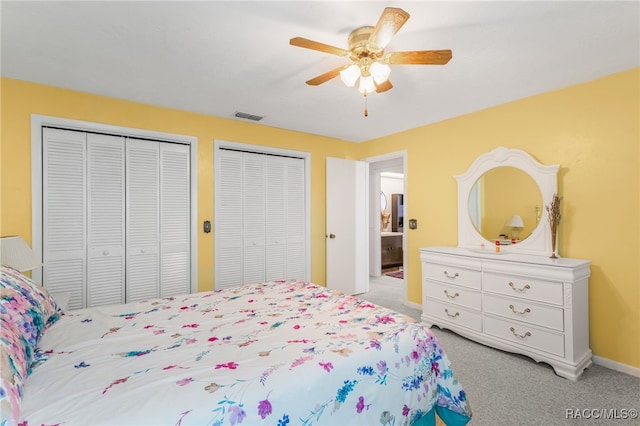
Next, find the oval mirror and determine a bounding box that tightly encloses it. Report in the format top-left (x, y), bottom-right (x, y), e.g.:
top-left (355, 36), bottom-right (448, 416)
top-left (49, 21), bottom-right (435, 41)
top-left (381, 191), bottom-right (387, 211)
top-left (468, 166), bottom-right (542, 243)
top-left (455, 147), bottom-right (559, 256)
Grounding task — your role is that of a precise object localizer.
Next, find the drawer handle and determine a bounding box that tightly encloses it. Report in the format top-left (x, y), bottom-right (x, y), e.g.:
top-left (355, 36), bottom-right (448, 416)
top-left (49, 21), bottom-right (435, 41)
top-left (508, 282), bottom-right (531, 293)
top-left (444, 290), bottom-right (459, 299)
top-left (443, 271), bottom-right (459, 279)
top-left (509, 327), bottom-right (532, 339)
top-left (444, 308), bottom-right (460, 318)
top-left (509, 304), bottom-right (531, 315)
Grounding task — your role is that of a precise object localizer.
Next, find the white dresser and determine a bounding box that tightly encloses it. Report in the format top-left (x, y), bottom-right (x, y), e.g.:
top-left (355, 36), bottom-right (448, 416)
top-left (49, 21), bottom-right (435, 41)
top-left (420, 246), bottom-right (592, 380)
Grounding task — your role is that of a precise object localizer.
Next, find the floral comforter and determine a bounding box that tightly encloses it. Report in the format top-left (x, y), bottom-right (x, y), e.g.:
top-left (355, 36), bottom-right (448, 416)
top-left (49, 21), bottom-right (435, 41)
top-left (20, 281), bottom-right (471, 425)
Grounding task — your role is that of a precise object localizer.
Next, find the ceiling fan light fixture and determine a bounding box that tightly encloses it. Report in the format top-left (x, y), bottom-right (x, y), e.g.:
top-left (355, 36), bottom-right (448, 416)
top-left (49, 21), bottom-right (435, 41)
top-left (369, 61), bottom-right (391, 84)
top-left (358, 75), bottom-right (375, 95)
top-left (290, 6), bottom-right (451, 101)
top-left (340, 64), bottom-right (361, 87)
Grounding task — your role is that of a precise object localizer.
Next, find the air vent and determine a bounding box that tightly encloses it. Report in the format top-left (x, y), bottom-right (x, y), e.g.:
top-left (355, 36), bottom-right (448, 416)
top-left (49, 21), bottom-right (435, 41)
top-left (234, 111), bottom-right (264, 121)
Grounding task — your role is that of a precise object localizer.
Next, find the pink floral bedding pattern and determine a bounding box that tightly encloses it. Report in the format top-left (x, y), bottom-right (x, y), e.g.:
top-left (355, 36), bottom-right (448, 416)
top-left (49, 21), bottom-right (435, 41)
top-left (20, 281), bottom-right (471, 425)
top-left (1, 266), bottom-right (60, 426)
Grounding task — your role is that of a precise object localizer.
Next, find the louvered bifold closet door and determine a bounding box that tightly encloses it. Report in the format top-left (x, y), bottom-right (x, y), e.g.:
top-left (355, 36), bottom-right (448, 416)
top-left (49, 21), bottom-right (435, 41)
top-left (242, 153), bottom-right (266, 284)
top-left (215, 150), bottom-right (243, 288)
top-left (265, 156), bottom-right (286, 281)
top-left (42, 128), bottom-right (87, 310)
top-left (159, 143), bottom-right (190, 297)
top-left (86, 134), bottom-right (126, 307)
top-left (285, 157), bottom-right (306, 280)
top-left (126, 139), bottom-right (160, 302)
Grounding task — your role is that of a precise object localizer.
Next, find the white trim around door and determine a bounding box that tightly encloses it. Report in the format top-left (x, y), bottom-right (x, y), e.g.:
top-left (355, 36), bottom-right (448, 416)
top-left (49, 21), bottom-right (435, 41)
top-left (213, 140), bottom-right (312, 287)
top-left (362, 150), bottom-right (408, 303)
top-left (30, 114), bottom-right (199, 294)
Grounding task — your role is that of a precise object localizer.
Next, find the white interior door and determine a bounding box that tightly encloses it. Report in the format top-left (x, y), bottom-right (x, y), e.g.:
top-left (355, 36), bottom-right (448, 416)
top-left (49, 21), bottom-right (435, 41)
top-left (86, 133), bottom-right (125, 307)
top-left (214, 141), bottom-right (310, 289)
top-left (284, 158), bottom-right (306, 280)
top-left (126, 139), bottom-right (160, 302)
top-left (265, 156), bottom-right (286, 281)
top-left (159, 142), bottom-right (191, 297)
top-left (33, 116), bottom-right (198, 302)
top-left (215, 149), bottom-right (244, 288)
top-left (243, 153), bottom-right (267, 284)
top-left (326, 157), bottom-right (368, 295)
top-left (42, 128), bottom-right (87, 310)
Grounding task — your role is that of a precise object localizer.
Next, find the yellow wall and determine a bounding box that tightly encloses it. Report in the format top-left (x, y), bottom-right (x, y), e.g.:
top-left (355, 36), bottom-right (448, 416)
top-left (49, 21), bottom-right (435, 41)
top-left (356, 68), bottom-right (639, 369)
top-left (481, 166), bottom-right (540, 240)
top-left (1, 68), bottom-right (638, 369)
top-left (0, 77), bottom-right (360, 290)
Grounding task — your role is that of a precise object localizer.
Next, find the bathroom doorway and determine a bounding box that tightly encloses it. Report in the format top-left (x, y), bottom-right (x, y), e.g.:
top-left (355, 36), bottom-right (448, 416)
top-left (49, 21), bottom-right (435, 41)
top-left (363, 152), bottom-right (406, 303)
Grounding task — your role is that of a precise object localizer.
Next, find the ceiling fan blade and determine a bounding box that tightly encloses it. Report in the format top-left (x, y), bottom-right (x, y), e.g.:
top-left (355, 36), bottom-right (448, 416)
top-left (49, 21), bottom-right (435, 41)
top-left (305, 66), bottom-right (345, 86)
top-left (367, 7), bottom-right (410, 52)
top-left (375, 79), bottom-right (393, 93)
top-left (290, 37), bottom-right (351, 57)
top-left (384, 50), bottom-right (453, 65)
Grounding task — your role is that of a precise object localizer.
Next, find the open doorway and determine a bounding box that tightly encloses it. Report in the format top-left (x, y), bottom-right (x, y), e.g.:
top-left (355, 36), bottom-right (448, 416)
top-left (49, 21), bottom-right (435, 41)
top-left (380, 174), bottom-right (404, 275)
top-left (363, 152), bottom-right (406, 304)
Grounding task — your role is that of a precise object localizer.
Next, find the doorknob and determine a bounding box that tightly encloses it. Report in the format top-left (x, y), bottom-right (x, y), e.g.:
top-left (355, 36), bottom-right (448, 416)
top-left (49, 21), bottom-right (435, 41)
top-left (327, 233), bottom-right (336, 239)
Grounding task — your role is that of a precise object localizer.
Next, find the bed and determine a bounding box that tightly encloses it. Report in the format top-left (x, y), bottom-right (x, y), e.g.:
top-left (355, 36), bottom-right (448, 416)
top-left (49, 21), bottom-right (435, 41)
top-left (1, 265), bottom-right (472, 426)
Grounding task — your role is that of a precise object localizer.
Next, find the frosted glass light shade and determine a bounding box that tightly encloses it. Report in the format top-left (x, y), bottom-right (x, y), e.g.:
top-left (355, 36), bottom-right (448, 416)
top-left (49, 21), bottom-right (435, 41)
top-left (340, 64), bottom-right (361, 87)
top-left (358, 75), bottom-right (375, 94)
top-left (0, 236), bottom-right (42, 272)
top-left (369, 61), bottom-right (391, 84)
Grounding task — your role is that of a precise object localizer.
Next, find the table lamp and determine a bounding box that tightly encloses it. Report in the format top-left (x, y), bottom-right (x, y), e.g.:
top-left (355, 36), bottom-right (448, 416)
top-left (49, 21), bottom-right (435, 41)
top-left (0, 236), bottom-right (43, 272)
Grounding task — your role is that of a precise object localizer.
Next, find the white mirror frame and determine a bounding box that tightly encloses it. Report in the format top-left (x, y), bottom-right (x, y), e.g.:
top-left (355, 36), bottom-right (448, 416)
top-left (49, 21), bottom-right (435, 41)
top-left (455, 146), bottom-right (559, 256)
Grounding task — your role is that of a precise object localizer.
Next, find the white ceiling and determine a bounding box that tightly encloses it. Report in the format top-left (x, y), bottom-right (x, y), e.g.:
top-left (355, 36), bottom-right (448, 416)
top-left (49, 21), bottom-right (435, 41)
top-left (2, 1), bottom-right (638, 143)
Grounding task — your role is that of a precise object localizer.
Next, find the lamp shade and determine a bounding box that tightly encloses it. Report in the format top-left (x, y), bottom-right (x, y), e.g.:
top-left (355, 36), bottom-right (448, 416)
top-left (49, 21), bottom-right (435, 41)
top-left (0, 236), bottom-right (42, 272)
top-left (369, 61), bottom-right (391, 84)
top-left (507, 215), bottom-right (525, 228)
top-left (339, 64), bottom-right (361, 87)
top-left (358, 75), bottom-right (375, 95)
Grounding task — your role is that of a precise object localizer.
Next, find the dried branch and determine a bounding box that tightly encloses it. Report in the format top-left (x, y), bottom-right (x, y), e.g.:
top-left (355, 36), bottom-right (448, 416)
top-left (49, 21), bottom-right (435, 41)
top-left (546, 193), bottom-right (562, 232)
top-left (546, 193), bottom-right (562, 257)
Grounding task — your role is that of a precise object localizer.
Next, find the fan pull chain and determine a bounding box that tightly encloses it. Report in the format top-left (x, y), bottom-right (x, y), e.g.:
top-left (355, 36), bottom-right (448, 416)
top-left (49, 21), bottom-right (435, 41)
top-left (363, 93), bottom-right (368, 117)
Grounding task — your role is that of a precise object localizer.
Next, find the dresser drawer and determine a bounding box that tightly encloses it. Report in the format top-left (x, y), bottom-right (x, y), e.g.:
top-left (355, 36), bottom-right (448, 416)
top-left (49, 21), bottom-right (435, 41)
top-left (424, 299), bottom-right (482, 332)
top-left (426, 281), bottom-right (481, 311)
top-left (484, 294), bottom-right (564, 331)
top-left (484, 315), bottom-right (565, 357)
top-left (423, 262), bottom-right (481, 290)
top-left (483, 272), bottom-right (563, 305)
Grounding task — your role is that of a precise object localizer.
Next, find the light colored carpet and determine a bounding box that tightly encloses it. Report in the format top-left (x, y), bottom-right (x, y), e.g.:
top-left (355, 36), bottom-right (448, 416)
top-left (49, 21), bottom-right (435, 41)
top-left (360, 275), bottom-right (640, 426)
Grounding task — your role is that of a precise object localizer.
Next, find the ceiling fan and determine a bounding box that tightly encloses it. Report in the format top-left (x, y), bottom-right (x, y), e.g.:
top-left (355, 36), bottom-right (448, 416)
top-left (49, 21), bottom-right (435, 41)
top-left (290, 7), bottom-right (452, 100)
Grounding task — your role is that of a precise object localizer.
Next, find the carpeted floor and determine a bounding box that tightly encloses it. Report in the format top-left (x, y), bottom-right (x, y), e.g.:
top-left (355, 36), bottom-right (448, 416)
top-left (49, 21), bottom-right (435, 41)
top-left (360, 275), bottom-right (640, 426)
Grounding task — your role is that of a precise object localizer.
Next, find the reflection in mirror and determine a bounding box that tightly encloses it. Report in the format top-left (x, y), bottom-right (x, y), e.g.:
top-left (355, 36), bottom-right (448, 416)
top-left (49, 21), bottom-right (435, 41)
top-left (456, 147), bottom-right (559, 256)
top-left (469, 167), bottom-right (542, 242)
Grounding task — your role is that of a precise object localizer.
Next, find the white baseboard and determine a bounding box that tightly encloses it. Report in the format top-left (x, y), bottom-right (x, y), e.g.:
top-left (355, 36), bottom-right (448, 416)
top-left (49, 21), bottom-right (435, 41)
top-left (592, 355), bottom-right (640, 378)
top-left (405, 300), bottom-right (421, 311)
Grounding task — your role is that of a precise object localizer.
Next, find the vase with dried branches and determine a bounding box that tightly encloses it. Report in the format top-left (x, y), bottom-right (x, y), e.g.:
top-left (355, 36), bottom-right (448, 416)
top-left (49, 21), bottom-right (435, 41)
top-left (546, 193), bottom-right (562, 259)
